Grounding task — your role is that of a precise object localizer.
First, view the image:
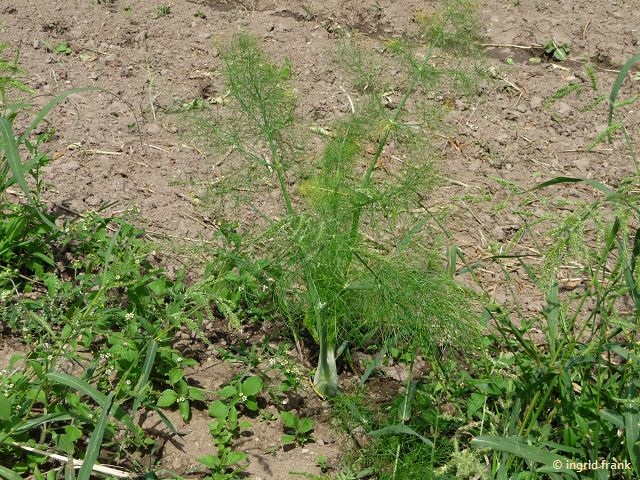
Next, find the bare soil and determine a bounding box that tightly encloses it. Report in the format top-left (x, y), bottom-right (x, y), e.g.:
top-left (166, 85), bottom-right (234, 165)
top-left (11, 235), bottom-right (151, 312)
top-left (1, 0), bottom-right (639, 478)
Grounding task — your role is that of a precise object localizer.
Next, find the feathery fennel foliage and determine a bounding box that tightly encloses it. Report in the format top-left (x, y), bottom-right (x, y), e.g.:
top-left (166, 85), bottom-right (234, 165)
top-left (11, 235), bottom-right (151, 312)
top-left (189, 26), bottom-right (481, 396)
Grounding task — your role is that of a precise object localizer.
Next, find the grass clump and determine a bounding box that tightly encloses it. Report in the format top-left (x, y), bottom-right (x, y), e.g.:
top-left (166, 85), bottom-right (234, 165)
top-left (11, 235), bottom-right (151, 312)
top-left (465, 56), bottom-right (640, 479)
top-left (187, 17), bottom-right (481, 398)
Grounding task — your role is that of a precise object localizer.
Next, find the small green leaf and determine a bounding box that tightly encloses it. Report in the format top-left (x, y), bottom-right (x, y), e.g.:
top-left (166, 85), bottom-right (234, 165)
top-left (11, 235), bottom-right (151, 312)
top-left (157, 389), bottom-right (178, 407)
top-left (226, 451), bottom-right (248, 465)
top-left (0, 395), bottom-right (11, 421)
top-left (281, 434), bottom-right (296, 445)
top-left (553, 48), bottom-right (567, 61)
top-left (188, 386), bottom-right (205, 401)
top-left (471, 435), bottom-right (576, 475)
top-left (168, 367), bottom-right (183, 385)
top-left (198, 454), bottom-right (221, 467)
top-left (208, 400), bottom-right (229, 419)
top-left (148, 278), bottom-right (166, 296)
top-left (241, 376), bottom-right (263, 397)
top-left (219, 385), bottom-right (237, 398)
top-left (299, 418), bottom-right (314, 434)
top-left (178, 399), bottom-right (190, 421)
top-left (245, 399), bottom-right (259, 411)
top-left (280, 411), bottom-right (297, 428)
top-left (34, 466), bottom-right (45, 480)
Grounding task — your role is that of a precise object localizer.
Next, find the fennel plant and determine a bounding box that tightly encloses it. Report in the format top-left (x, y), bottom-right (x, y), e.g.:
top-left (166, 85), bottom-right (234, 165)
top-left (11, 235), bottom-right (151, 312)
top-left (189, 4), bottom-right (482, 396)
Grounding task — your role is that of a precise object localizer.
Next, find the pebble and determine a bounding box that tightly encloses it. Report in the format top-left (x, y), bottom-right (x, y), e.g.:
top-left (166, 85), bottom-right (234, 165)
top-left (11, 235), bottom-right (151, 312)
top-left (555, 101), bottom-right (572, 115)
top-left (85, 195), bottom-right (102, 207)
top-left (134, 31), bottom-right (148, 43)
top-left (198, 31), bottom-right (212, 40)
top-left (145, 123), bottom-right (162, 134)
top-left (572, 158), bottom-right (590, 171)
top-left (495, 131), bottom-right (509, 146)
top-left (530, 96), bottom-right (543, 109)
top-left (455, 99), bottom-right (467, 111)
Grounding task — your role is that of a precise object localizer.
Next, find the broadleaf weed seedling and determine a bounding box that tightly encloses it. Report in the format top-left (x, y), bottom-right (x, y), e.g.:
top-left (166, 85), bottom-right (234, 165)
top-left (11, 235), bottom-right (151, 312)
top-left (280, 410), bottom-right (314, 446)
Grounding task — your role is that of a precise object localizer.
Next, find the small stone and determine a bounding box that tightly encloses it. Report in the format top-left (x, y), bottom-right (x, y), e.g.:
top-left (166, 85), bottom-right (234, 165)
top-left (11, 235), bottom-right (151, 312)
top-left (495, 131), bottom-right (509, 146)
top-left (85, 195), bottom-right (102, 207)
top-left (530, 96), bottom-right (543, 109)
top-left (198, 31), bottom-right (212, 40)
top-left (516, 103), bottom-right (528, 113)
top-left (573, 158), bottom-right (589, 171)
top-left (145, 122), bottom-right (162, 134)
top-left (317, 439), bottom-right (325, 446)
top-left (379, 364), bottom-right (410, 382)
top-left (492, 226), bottom-right (505, 241)
top-left (32, 39), bottom-right (42, 49)
top-left (555, 102), bottom-right (572, 115)
top-left (301, 448), bottom-right (309, 454)
top-left (134, 31), bottom-right (148, 43)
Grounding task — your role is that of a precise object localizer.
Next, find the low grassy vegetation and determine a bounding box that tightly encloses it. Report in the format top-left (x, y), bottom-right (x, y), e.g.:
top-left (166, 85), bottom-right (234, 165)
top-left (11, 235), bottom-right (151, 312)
top-left (1, 4), bottom-right (639, 480)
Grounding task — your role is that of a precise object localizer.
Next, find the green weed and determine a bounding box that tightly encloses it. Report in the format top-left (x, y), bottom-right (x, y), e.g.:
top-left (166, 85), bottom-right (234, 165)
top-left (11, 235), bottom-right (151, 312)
top-left (280, 410), bottom-right (314, 446)
top-left (154, 4), bottom-right (171, 17)
top-left (466, 55), bottom-right (640, 479)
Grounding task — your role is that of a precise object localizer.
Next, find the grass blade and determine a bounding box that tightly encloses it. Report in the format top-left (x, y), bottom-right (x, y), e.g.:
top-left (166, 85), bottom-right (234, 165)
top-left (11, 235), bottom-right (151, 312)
top-left (529, 176), bottom-right (612, 195)
top-left (16, 87), bottom-right (102, 144)
top-left (608, 55), bottom-right (640, 134)
top-left (131, 340), bottom-right (158, 417)
top-left (13, 412), bottom-right (74, 435)
top-left (78, 392), bottom-right (114, 480)
top-left (0, 116), bottom-right (31, 201)
top-left (46, 372), bottom-right (135, 431)
top-left (0, 466), bottom-right (22, 480)
top-left (624, 385), bottom-right (640, 475)
top-left (545, 281), bottom-right (559, 358)
top-left (369, 424), bottom-right (433, 447)
top-left (471, 435), bottom-right (576, 476)
top-left (599, 409), bottom-right (624, 428)
top-left (47, 372), bottom-right (109, 408)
